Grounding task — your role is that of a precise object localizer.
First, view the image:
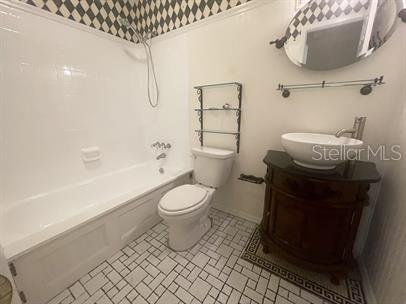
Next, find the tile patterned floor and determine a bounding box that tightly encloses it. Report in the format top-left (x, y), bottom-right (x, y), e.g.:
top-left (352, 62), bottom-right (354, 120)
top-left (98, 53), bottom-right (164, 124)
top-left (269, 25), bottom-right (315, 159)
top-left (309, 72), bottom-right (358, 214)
top-left (48, 209), bottom-right (331, 304)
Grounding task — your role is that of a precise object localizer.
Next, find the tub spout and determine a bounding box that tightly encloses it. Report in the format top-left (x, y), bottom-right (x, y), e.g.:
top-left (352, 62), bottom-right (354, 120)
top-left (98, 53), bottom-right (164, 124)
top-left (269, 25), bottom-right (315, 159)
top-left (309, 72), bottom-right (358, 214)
top-left (156, 153), bottom-right (166, 160)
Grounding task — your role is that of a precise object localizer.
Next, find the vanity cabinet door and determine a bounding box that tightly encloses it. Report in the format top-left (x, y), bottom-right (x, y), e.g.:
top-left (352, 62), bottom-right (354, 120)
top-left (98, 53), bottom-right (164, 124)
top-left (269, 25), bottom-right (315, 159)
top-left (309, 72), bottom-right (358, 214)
top-left (269, 192), bottom-right (355, 265)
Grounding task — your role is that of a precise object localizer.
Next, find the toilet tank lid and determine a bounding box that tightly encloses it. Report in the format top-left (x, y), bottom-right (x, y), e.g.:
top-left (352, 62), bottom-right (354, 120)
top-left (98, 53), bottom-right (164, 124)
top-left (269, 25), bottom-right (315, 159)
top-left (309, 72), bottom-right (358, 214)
top-left (192, 147), bottom-right (235, 159)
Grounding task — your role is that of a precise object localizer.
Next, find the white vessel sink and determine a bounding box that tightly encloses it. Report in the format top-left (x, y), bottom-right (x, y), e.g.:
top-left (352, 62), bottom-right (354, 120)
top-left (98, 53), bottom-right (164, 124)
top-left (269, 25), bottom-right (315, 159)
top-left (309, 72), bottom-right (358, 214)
top-left (281, 133), bottom-right (363, 170)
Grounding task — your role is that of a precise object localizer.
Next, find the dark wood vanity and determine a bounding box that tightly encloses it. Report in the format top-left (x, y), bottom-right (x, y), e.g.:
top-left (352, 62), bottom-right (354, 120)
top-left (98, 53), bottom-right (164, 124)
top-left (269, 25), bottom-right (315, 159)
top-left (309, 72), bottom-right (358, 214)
top-left (261, 150), bottom-right (381, 283)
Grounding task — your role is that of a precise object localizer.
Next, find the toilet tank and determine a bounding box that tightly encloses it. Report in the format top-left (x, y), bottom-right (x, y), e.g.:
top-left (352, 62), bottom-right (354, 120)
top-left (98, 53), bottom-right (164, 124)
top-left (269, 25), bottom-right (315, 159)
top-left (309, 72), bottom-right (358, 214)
top-left (192, 147), bottom-right (235, 188)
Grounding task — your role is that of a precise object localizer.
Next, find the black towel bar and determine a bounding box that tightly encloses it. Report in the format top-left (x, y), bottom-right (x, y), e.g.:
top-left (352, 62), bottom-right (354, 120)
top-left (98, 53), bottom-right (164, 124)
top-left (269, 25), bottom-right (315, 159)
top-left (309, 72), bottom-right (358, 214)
top-left (238, 174), bottom-right (264, 184)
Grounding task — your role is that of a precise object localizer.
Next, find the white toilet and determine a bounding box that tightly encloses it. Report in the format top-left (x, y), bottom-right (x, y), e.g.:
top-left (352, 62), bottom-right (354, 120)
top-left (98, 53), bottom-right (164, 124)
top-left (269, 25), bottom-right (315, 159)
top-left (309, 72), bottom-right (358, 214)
top-left (158, 146), bottom-right (235, 251)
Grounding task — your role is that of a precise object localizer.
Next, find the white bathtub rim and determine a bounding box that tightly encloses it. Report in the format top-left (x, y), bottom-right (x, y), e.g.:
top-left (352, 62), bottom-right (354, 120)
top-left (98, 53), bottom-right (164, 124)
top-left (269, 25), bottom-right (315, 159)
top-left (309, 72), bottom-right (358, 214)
top-left (2, 162), bottom-right (176, 211)
top-left (1, 167), bottom-right (192, 260)
top-left (1, 162), bottom-right (188, 236)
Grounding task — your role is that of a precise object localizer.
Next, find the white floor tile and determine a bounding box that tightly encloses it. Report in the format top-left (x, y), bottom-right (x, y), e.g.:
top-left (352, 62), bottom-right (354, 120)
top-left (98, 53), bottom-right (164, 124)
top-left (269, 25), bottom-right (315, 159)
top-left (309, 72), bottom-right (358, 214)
top-left (157, 257), bottom-right (177, 275)
top-left (189, 278), bottom-right (211, 301)
top-left (227, 270), bottom-right (248, 290)
top-left (47, 209), bottom-right (329, 304)
top-left (125, 266), bottom-right (147, 287)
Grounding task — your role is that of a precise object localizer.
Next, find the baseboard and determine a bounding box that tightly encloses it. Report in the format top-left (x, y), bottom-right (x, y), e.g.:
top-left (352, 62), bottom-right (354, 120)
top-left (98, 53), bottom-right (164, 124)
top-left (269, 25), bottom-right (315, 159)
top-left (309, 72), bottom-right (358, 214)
top-left (212, 204), bottom-right (261, 224)
top-left (358, 258), bottom-right (377, 304)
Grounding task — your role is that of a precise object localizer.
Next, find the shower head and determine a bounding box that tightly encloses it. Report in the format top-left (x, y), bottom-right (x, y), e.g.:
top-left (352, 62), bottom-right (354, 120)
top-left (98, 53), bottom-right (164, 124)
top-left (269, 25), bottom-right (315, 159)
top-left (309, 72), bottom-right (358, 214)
top-left (118, 17), bottom-right (131, 29)
top-left (118, 17), bottom-right (145, 42)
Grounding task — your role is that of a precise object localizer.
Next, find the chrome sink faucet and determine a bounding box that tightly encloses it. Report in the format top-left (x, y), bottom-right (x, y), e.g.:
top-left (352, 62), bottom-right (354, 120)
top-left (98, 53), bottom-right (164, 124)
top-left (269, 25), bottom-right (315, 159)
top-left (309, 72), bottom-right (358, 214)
top-left (335, 117), bottom-right (367, 140)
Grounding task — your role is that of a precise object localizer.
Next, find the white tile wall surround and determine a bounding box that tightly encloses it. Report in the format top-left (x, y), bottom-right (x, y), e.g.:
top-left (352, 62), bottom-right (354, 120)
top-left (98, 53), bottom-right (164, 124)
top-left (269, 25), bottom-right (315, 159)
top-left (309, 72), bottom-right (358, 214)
top-left (0, 3), bottom-right (190, 207)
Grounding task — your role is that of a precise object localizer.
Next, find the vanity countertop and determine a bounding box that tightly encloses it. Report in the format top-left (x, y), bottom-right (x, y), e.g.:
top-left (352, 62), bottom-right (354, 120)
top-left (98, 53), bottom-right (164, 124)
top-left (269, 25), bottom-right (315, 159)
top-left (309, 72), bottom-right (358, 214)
top-left (263, 150), bottom-right (381, 183)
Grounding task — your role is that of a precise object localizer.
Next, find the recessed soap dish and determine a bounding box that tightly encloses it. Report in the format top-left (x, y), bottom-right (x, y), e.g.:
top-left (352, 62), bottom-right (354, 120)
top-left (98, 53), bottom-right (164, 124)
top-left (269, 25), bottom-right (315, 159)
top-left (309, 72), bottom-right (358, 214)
top-left (81, 147), bottom-right (101, 163)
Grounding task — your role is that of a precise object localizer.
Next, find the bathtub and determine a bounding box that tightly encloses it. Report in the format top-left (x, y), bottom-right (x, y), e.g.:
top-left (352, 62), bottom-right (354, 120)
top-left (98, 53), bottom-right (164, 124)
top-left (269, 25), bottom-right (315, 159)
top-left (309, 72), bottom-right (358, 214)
top-left (0, 163), bottom-right (192, 304)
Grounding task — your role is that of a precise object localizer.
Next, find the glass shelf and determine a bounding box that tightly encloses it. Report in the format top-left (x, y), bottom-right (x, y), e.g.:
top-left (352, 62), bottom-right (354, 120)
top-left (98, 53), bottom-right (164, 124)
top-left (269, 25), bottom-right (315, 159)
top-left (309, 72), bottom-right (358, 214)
top-left (194, 130), bottom-right (240, 135)
top-left (194, 82), bottom-right (242, 89)
top-left (194, 108), bottom-right (240, 111)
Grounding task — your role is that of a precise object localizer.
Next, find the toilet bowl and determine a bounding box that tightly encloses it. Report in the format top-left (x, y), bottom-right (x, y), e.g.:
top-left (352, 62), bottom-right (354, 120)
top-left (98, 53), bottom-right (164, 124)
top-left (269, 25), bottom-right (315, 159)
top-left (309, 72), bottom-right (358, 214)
top-left (158, 184), bottom-right (215, 251)
top-left (157, 146), bottom-right (235, 251)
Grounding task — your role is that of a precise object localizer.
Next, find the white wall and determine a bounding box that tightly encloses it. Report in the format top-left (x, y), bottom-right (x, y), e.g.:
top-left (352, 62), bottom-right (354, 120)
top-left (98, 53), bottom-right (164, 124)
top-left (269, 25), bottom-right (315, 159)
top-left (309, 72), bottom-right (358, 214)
top-left (0, 1), bottom-right (190, 209)
top-left (149, 0), bottom-right (406, 253)
top-left (183, 1), bottom-right (404, 221)
top-left (144, 34), bottom-right (191, 170)
top-left (179, 4), bottom-right (406, 300)
top-left (361, 31), bottom-right (406, 304)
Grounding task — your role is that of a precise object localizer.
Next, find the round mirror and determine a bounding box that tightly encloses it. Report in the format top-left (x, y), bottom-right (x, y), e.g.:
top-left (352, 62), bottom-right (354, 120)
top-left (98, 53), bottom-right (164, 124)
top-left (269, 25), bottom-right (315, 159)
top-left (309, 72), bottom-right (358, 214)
top-left (284, 0), bottom-right (403, 70)
top-left (0, 275), bottom-right (12, 304)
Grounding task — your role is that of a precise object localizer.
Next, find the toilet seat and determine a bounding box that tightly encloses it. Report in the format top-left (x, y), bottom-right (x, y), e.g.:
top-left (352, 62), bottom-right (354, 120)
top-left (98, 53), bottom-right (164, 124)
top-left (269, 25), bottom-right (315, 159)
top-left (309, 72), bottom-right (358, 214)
top-left (159, 184), bottom-right (209, 216)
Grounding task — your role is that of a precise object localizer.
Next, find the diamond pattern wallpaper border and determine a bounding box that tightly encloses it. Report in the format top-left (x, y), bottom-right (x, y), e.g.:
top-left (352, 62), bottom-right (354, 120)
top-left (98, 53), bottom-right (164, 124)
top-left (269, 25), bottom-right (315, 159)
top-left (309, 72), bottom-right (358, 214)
top-left (286, 0), bottom-right (370, 40)
top-left (19, 0), bottom-right (252, 43)
top-left (133, 0), bottom-right (251, 39)
top-left (21, 0), bottom-right (138, 42)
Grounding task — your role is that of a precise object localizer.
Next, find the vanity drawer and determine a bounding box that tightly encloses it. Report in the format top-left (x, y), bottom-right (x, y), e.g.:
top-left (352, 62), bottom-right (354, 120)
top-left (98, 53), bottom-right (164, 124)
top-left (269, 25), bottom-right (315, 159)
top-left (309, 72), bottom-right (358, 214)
top-left (271, 169), bottom-right (360, 203)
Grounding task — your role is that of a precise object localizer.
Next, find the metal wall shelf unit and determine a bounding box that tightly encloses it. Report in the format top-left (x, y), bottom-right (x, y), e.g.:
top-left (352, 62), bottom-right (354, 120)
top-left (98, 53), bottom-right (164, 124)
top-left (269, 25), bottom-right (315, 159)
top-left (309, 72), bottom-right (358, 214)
top-left (194, 82), bottom-right (242, 153)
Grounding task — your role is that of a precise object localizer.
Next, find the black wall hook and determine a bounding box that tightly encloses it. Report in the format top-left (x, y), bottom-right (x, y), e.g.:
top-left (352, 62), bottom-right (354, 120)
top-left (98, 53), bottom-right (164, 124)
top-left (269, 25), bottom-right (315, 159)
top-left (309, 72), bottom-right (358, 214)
top-left (269, 36), bottom-right (287, 49)
top-left (282, 89), bottom-right (290, 98)
top-left (360, 85), bottom-right (373, 95)
top-left (399, 9), bottom-right (406, 22)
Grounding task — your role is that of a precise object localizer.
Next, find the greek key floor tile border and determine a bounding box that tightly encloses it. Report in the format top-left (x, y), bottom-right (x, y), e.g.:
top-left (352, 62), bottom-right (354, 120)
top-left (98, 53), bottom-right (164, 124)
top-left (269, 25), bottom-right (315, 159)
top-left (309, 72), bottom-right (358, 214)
top-left (241, 228), bottom-right (367, 304)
